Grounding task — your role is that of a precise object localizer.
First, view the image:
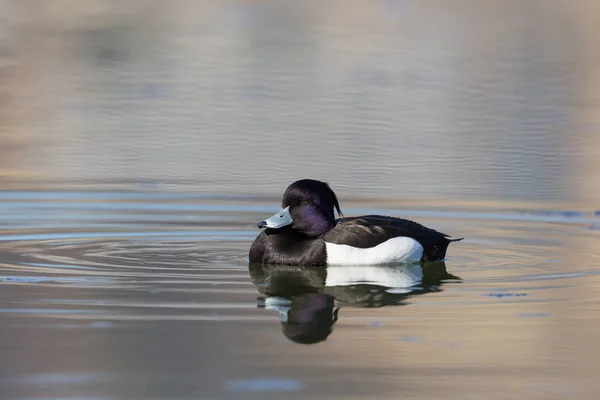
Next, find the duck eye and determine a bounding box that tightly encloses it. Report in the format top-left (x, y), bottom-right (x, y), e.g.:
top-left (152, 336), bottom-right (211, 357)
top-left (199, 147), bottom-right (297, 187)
top-left (301, 200), bottom-right (311, 205)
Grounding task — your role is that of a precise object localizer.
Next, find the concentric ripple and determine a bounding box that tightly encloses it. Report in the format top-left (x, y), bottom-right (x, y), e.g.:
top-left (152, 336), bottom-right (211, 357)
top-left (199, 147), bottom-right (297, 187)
top-left (0, 191), bottom-right (598, 321)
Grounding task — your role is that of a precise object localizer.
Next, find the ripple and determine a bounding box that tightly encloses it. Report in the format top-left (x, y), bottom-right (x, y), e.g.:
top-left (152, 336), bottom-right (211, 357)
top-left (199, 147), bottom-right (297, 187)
top-left (0, 190), bottom-right (598, 321)
top-left (0, 276), bottom-right (85, 283)
top-left (0, 230), bottom-right (256, 242)
top-left (8, 372), bottom-right (115, 385)
top-left (482, 292), bottom-right (529, 298)
top-left (225, 378), bottom-right (303, 392)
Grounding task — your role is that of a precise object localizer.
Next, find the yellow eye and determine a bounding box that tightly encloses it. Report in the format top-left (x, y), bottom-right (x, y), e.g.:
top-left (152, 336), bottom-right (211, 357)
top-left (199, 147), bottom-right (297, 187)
top-left (301, 200), bottom-right (310, 205)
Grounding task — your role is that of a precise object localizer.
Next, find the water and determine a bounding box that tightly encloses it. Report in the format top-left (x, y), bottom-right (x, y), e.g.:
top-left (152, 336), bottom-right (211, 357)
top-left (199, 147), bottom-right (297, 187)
top-left (1, 1), bottom-right (600, 399)
top-left (1, 192), bottom-right (598, 399)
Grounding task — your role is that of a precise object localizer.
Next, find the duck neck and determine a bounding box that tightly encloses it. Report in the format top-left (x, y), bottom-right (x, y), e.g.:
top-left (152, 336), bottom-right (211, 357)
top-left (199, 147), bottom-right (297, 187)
top-left (305, 217), bottom-right (334, 237)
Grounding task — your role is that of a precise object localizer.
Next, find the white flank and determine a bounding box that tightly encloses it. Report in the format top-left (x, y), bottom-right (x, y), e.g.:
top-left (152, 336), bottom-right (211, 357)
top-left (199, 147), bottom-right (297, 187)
top-left (325, 264), bottom-right (423, 292)
top-left (325, 237), bottom-right (423, 265)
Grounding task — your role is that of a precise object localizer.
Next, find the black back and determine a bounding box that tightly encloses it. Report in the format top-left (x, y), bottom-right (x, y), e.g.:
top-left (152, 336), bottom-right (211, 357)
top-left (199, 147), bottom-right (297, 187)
top-left (323, 215), bottom-right (457, 261)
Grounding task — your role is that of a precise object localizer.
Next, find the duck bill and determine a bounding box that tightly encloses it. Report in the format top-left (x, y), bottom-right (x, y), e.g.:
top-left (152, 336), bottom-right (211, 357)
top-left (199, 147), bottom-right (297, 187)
top-left (257, 206), bottom-right (294, 229)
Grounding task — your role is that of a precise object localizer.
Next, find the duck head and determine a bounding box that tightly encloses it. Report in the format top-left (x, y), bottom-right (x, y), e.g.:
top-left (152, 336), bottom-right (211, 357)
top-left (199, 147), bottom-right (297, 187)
top-left (257, 179), bottom-right (343, 237)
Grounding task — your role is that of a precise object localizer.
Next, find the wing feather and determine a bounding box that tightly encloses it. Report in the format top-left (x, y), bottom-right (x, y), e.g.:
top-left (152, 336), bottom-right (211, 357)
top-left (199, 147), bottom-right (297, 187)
top-left (322, 215), bottom-right (451, 260)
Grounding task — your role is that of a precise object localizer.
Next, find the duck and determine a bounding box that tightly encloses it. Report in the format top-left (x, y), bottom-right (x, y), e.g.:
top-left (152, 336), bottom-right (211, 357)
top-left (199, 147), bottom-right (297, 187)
top-left (249, 179), bottom-right (463, 266)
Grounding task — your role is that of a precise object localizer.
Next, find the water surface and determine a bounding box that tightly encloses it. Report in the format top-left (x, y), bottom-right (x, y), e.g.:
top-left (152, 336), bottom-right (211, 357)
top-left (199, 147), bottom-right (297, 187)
top-left (1, 1), bottom-right (600, 399)
top-left (1, 191), bottom-right (599, 399)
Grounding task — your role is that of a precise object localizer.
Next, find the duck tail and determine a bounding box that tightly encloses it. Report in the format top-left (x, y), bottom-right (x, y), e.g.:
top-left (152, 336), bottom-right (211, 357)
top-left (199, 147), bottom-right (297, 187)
top-left (423, 236), bottom-right (463, 262)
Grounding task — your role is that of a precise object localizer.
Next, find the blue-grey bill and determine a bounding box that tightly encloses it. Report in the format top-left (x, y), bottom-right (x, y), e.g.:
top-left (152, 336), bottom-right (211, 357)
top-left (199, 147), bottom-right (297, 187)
top-left (258, 206), bottom-right (294, 229)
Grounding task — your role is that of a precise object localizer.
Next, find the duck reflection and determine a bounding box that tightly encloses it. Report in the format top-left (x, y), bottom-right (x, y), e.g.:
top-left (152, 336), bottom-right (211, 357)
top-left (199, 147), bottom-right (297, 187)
top-left (249, 262), bottom-right (460, 344)
top-left (250, 265), bottom-right (335, 344)
top-left (259, 293), bottom-right (339, 345)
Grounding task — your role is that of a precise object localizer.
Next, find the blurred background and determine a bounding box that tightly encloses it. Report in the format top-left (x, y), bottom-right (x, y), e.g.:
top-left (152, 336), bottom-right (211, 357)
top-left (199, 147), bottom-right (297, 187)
top-left (1, 1), bottom-right (600, 399)
top-left (1, 0), bottom-right (598, 205)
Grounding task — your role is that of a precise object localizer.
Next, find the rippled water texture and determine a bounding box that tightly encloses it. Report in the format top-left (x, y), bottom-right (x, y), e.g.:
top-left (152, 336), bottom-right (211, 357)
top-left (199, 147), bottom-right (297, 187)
top-left (1, 1), bottom-right (600, 399)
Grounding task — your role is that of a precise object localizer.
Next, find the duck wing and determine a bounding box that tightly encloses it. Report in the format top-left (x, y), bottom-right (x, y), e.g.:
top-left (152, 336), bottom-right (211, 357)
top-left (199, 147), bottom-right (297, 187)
top-left (323, 215), bottom-right (461, 261)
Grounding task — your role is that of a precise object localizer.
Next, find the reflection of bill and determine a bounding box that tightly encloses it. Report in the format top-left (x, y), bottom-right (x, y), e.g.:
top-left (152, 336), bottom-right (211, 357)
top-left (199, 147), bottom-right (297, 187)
top-left (264, 296), bottom-right (293, 323)
top-left (250, 262), bottom-right (460, 345)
